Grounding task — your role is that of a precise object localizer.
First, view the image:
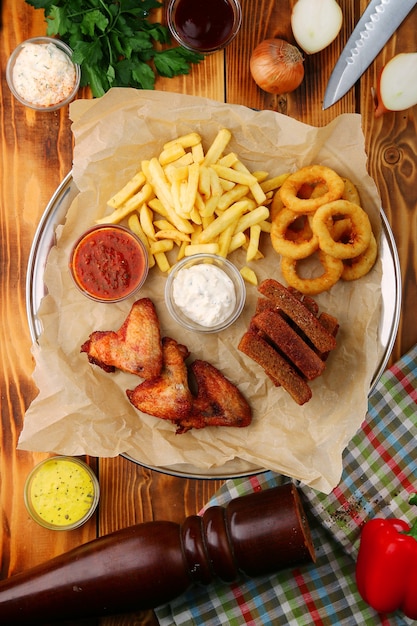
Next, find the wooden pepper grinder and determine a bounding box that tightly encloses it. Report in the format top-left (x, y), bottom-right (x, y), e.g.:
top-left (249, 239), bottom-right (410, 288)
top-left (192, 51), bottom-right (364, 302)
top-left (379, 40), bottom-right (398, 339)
top-left (0, 483), bottom-right (315, 623)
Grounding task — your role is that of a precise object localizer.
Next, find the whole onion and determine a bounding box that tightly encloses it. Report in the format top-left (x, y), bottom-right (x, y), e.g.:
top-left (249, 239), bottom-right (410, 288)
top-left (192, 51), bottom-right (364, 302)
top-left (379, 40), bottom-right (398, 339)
top-left (249, 39), bottom-right (304, 95)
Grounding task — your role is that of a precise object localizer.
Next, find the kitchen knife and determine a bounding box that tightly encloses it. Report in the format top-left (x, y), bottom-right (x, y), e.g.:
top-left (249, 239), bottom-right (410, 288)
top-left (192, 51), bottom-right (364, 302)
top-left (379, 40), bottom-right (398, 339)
top-left (323, 0), bottom-right (417, 109)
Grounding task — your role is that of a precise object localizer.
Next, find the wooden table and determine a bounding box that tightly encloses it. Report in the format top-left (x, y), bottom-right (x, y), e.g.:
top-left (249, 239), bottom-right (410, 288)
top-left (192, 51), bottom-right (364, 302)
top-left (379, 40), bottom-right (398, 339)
top-left (1, 1), bottom-right (416, 624)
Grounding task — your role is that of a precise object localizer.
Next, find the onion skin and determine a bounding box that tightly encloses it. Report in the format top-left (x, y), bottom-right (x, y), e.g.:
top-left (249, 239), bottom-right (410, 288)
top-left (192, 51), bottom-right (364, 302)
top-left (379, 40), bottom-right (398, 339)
top-left (374, 71), bottom-right (389, 119)
top-left (249, 39), bottom-right (304, 95)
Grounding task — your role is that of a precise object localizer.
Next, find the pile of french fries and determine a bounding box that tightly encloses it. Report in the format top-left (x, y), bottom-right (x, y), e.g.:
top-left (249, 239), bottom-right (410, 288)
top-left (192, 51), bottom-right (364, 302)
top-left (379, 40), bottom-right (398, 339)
top-left (99, 128), bottom-right (289, 285)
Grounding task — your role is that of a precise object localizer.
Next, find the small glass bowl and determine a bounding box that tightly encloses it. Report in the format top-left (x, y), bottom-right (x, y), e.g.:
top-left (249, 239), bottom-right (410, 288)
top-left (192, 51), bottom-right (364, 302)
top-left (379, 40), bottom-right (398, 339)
top-left (166, 0), bottom-right (242, 54)
top-left (6, 37), bottom-right (80, 111)
top-left (69, 224), bottom-right (149, 303)
top-left (165, 253), bottom-right (246, 333)
top-left (24, 456), bottom-right (100, 531)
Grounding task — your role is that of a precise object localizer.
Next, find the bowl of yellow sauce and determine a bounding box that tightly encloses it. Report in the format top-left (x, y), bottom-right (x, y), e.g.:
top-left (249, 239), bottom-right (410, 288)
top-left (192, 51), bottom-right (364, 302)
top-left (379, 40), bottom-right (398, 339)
top-left (24, 456), bottom-right (99, 530)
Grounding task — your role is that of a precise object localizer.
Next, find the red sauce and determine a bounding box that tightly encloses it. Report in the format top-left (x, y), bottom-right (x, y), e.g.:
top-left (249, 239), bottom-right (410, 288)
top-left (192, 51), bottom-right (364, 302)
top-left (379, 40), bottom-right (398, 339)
top-left (71, 225), bottom-right (148, 302)
top-left (173, 0), bottom-right (238, 52)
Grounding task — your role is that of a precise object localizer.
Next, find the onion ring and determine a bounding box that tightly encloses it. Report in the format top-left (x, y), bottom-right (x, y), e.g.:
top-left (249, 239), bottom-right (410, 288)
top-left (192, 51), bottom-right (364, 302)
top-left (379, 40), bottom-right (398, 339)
top-left (342, 232), bottom-right (378, 281)
top-left (270, 189), bottom-right (285, 220)
top-left (293, 176), bottom-right (360, 204)
top-left (279, 165), bottom-right (345, 213)
top-left (281, 250), bottom-right (344, 295)
top-left (271, 208), bottom-right (319, 259)
top-left (312, 200), bottom-right (372, 259)
top-left (341, 177), bottom-right (361, 205)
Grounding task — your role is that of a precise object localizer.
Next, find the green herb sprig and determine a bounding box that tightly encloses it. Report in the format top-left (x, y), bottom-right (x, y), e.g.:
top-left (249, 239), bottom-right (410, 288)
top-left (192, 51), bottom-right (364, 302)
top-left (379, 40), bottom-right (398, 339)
top-left (25, 0), bottom-right (205, 96)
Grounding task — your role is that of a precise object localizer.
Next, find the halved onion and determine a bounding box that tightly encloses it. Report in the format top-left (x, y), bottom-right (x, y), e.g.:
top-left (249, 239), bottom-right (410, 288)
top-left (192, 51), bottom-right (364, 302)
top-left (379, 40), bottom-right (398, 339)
top-left (375, 53), bottom-right (417, 117)
top-left (291, 0), bottom-right (343, 55)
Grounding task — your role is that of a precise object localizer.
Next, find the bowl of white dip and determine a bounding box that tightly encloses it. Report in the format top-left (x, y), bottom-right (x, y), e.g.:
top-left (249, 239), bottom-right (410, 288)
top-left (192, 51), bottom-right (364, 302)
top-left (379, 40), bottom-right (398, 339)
top-left (165, 253), bottom-right (246, 333)
top-left (6, 37), bottom-right (80, 111)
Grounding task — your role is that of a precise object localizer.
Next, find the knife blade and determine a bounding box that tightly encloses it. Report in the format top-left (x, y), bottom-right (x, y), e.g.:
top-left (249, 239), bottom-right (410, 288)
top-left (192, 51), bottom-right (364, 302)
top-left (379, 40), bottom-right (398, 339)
top-left (323, 0), bottom-right (417, 109)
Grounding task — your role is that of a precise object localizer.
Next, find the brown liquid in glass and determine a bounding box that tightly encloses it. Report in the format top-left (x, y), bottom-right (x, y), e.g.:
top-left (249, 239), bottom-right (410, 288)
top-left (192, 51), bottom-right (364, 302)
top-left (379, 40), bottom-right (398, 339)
top-left (174, 0), bottom-right (235, 51)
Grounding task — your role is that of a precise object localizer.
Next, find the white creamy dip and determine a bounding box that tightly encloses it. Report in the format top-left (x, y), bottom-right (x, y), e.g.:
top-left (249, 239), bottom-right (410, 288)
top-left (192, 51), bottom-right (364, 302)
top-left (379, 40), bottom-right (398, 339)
top-left (12, 42), bottom-right (76, 107)
top-left (172, 264), bottom-right (236, 327)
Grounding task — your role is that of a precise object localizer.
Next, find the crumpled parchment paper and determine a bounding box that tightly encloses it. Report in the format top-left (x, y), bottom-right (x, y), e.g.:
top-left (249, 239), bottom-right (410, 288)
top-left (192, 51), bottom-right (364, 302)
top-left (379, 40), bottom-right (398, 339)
top-left (19, 88), bottom-right (384, 493)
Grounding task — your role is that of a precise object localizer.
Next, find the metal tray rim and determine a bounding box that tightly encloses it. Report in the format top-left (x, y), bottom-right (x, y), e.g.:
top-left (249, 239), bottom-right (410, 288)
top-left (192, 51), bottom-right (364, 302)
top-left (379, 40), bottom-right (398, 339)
top-left (25, 172), bottom-right (402, 480)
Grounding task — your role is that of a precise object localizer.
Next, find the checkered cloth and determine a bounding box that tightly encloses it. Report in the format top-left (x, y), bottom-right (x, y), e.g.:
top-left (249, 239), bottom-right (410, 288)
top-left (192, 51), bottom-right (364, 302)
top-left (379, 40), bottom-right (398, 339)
top-left (156, 344), bottom-right (417, 626)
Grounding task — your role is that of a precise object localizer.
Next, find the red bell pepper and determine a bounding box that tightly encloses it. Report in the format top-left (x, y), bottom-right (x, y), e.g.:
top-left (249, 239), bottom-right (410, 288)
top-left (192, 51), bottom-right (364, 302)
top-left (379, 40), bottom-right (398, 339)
top-left (356, 494), bottom-right (417, 619)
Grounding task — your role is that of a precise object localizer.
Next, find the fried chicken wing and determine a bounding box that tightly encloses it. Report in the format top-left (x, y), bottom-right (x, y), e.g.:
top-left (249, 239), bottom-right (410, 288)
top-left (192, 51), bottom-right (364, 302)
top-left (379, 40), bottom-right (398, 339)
top-left (126, 337), bottom-right (192, 421)
top-left (81, 298), bottom-right (163, 379)
top-left (176, 360), bottom-right (252, 434)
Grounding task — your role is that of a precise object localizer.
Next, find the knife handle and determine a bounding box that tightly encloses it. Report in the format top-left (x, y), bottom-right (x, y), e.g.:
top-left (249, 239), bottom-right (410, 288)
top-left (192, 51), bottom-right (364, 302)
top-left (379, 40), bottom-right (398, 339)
top-left (0, 483), bottom-right (314, 623)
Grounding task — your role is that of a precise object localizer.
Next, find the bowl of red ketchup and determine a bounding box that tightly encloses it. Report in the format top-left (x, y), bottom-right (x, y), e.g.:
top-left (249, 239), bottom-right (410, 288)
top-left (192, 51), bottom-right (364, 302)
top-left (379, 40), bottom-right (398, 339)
top-left (69, 224), bottom-right (149, 303)
top-left (166, 0), bottom-right (242, 54)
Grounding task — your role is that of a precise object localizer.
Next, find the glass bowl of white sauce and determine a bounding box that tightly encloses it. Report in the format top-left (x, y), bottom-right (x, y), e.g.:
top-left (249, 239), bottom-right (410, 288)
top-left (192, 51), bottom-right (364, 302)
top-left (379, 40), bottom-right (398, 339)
top-left (165, 253), bottom-right (246, 333)
top-left (6, 37), bottom-right (80, 111)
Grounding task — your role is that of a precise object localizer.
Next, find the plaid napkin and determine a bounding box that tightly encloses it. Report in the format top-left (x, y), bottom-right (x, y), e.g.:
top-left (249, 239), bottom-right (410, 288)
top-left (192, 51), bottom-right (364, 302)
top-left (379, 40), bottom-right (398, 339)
top-left (156, 344), bottom-right (417, 626)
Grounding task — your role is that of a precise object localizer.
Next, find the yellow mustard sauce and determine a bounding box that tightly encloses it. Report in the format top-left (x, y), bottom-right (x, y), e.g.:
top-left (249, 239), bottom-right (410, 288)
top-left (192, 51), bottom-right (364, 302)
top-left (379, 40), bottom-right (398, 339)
top-left (28, 458), bottom-right (97, 527)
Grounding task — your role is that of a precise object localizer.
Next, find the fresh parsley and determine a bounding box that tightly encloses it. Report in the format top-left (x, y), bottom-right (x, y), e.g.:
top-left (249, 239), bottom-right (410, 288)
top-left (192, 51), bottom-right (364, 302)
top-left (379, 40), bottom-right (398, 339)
top-left (25, 0), bottom-right (205, 96)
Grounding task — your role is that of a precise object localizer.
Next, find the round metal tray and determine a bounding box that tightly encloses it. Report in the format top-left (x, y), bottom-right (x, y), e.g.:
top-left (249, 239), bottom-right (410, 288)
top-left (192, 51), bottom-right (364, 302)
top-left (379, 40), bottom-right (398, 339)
top-left (26, 172), bottom-right (402, 479)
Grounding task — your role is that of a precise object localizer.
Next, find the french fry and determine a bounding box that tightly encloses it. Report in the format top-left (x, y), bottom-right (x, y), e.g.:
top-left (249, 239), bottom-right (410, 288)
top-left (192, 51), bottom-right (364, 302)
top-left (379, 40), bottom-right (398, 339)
top-left (181, 162), bottom-right (200, 217)
top-left (252, 170), bottom-right (269, 183)
top-left (203, 128), bottom-right (232, 166)
top-left (147, 157), bottom-right (175, 210)
top-left (201, 214), bottom-right (215, 231)
top-left (200, 195), bottom-right (219, 218)
top-left (246, 224), bottom-right (262, 262)
top-left (191, 142), bottom-right (205, 164)
top-left (159, 143), bottom-right (186, 166)
top-left (233, 160), bottom-right (267, 205)
top-left (148, 197), bottom-right (195, 234)
top-left (184, 243), bottom-right (220, 256)
top-left (198, 165), bottom-right (211, 198)
top-left (211, 163), bottom-right (258, 187)
top-left (121, 182), bottom-right (154, 212)
top-left (127, 213), bottom-right (155, 268)
top-left (170, 152), bottom-right (194, 167)
top-left (150, 239), bottom-right (174, 255)
top-left (260, 173), bottom-right (290, 193)
top-left (164, 164), bottom-right (189, 184)
top-left (233, 205), bottom-right (269, 235)
top-left (217, 223), bottom-right (235, 258)
top-left (97, 183), bottom-right (153, 224)
top-left (260, 220), bottom-right (272, 233)
top-left (228, 231), bottom-right (247, 254)
top-left (217, 184), bottom-right (249, 211)
top-left (107, 171), bottom-right (146, 208)
top-left (155, 229), bottom-right (191, 243)
top-left (190, 206), bottom-right (202, 225)
top-left (197, 200), bottom-right (250, 244)
top-left (163, 132), bottom-right (202, 151)
top-left (218, 152), bottom-right (238, 168)
top-left (190, 224), bottom-right (203, 243)
top-left (140, 203), bottom-right (157, 241)
top-left (154, 251), bottom-right (171, 273)
top-left (154, 219), bottom-right (174, 231)
top-left (209, 166), bottom-right (223, 198)
top-left (240, 266), bottom-right (258, 285)
top-left (220, 179), bottom-right (235, 192)
top-left (176, 240), bottom-right (188, 262)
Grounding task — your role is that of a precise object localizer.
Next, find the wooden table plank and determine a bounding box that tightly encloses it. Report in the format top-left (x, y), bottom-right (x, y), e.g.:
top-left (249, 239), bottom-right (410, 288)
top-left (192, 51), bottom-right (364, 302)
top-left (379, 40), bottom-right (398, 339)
top-left (359, 2), bottom-right (417, 362)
